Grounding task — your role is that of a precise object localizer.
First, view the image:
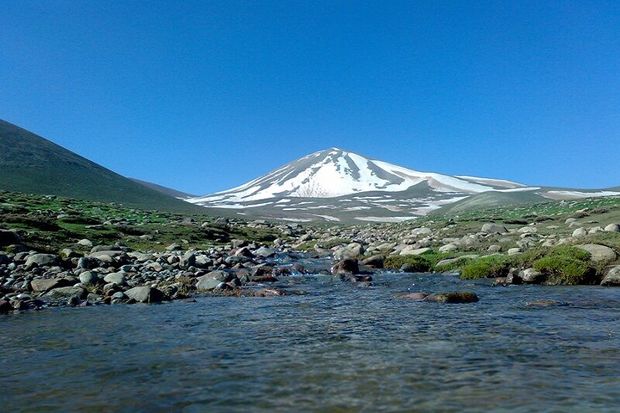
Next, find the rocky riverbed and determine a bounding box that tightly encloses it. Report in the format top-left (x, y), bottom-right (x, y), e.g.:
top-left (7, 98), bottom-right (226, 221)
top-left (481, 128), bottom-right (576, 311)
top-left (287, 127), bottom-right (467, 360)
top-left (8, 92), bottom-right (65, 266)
top-left (1, 193), bottom-right (620, 314)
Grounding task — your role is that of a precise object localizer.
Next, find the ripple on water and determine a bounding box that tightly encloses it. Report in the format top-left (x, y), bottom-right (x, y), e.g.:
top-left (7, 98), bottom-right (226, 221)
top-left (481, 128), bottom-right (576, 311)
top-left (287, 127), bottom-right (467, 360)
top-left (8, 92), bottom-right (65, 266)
top-left (1, 272), bottom-right (620, 412)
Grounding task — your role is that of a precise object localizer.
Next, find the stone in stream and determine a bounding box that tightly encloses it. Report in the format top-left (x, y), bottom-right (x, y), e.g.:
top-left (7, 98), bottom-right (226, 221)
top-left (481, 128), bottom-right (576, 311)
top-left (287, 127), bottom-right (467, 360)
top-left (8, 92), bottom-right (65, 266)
top-left (519, 268), bottom-right (544, 284)
top-left (525, 300), bottom-right (566, 308)
top-left (361, 255), bottom-right (384, 268)
top-left (196, 270), bottom-right (234, 291)
top-left (124, 286), bottom-right (165, 303)
top-left (399, 292), bottom-right (429, 301)
top-left (253, 288), bottom-right (287, 297)
top-left (423, 292), bottom-right (479, 304)
top-left (601, 266), bottom-right (620, 286)
top-left (331, 258), bottom-right (359, 275)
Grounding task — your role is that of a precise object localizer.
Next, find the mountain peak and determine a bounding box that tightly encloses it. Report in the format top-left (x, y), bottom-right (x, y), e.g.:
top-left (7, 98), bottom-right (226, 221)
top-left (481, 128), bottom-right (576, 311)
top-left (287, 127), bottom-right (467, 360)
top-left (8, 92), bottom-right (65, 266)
top-left (189, 148), bottom-right (529, 209)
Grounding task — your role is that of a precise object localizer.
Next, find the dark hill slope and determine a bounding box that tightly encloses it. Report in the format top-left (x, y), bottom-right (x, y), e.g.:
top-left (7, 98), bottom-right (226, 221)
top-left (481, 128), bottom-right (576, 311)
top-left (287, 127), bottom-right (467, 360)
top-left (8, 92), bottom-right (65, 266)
top-left (131, 178), bottom-right (196, 198)
top-left (0, 120), bottom-right (203, 213)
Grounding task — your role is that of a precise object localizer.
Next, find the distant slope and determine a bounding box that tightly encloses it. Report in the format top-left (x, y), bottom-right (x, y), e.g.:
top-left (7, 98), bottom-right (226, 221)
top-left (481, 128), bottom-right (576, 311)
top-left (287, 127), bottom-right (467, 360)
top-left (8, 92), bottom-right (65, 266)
top-left (0, 120), bottom-right (203, 213)
top-left (131, 178), bottom-right (196, 199)
top-left (432, 191), bottom-right (547, 215)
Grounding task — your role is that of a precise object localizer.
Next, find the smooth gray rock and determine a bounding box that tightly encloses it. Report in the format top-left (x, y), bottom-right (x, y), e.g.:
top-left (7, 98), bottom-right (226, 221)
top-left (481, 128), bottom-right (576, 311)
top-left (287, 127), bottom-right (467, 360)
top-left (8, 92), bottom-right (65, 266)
top-left (601, 266), bottom-right (620, 286)
top-left (572, 228), bottom-right (587, 238)
top-left (45, 286), bottom-right (86, 300)
top-left (576, 244), bottom-right (616, 264)
top-left (481, 223), bottom-right (508, 234)
top-left (103, 272), bottom-right (126, 285)
top-left (255, 247), bottom-right (277, 258)
top-left (30, 278), bottom-right (71, 292)
top-left (25, 254), bottom-right (59, 269)
top-left (604, 223), bottom-right (620, 233)
top-left (331, 258), bottom-right (360, 275)
top-left (79, 271), bottom-right (99, 285)
top-left (196, 270), bottom-right (232, 291)
top-left (124, 286), bottom-right (164, 303)
top-left (520, 268), bottom-right (544, 284)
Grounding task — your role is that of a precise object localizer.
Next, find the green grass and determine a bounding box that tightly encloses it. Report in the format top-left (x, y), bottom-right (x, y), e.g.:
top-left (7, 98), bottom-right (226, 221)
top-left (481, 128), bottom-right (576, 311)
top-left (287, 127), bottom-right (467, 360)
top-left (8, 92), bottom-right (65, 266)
top-left (460, 255), bottom-right (511, 279)
top-left (531, 245), bottom-right (596, 285)
top-left (384, 255), bottom-right (432, 272)
top-left (0, 191), bottom-right (285, 253)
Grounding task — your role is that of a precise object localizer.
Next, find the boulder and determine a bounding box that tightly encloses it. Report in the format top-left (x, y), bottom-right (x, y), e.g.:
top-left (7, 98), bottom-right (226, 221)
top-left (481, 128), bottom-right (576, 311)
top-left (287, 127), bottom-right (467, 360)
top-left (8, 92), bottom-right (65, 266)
top-left (180, 252), bottom-right (196, 268)
top-left (254, 247), bottom-right (276, 258)
top-left (411, 227), bottom-right (432, 237)
top-left (439, 244), bottom-right (458, 253)
top-left (334, 243), bottom-right (364, 260)
top-left (91, 245), bottom-right (124, 253)
top-left (103, 272), bottom-right (126, 285)
top-left (361, 255), bottom-right (384, 268)
top-left (79, 271), bottom-right (99, 286)
top-left (399, 246), bottom-right (431, 256)
top-left (576, 244), bottom-right (616, 264)
top-left (89, 250), bottom-right (125, 259)
top-left (45, 286), bottom-right (86, 300)
top-left (520, 268), bottom-right (544, 284)
top-left (507, 248), bottom-right (521, 255)
top-left (77, 239), bottom-right (93, 248)
top-left (604, 223), bottom-right (620, 233)
top-left (487, 245), bottom-right (501, 253)
top-left (30, 278), bottom-right (72, 293)
top-left (196, 270), bottom-right (233, 291)
top-left (481, 223), bottom-right (508, 234)
top-left (572, 228), bottom-right (587, 238)
top-left (331, 258), bottom-right (360, 275)
top-left (25, 254), bottom-right (59, 269)
top-left (601, 266), bottom-right (620, 286)
top-left (235, 247), bottom-right (254, 258)
top-left (399, 292), bottom-right (429, 301)
top-left (124, 286), bottom-right (165, 303)
top-left (423, 292), bottom-right (479, 304)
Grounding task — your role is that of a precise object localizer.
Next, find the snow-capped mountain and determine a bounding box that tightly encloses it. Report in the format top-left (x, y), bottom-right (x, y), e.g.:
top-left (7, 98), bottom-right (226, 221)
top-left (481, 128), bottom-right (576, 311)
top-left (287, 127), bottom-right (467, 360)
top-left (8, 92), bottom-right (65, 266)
top-left (187, 148), bottom-right (557, 222)
top-left (191, 148), bottom-right (528, 203)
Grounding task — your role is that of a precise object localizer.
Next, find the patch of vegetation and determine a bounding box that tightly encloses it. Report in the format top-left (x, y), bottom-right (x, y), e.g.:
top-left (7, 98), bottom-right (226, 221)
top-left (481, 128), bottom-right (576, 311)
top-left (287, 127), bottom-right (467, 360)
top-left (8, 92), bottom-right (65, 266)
top-left (532, 245), bottom-right (596, 285)
top-left (434, 256), bottom-right (475, 272)
top-left (460, 255), bottom-right (511, 280)
top-left (384, 255), bottom-right (432, 272)
top-left (0, 191), bottom-right (286, 253)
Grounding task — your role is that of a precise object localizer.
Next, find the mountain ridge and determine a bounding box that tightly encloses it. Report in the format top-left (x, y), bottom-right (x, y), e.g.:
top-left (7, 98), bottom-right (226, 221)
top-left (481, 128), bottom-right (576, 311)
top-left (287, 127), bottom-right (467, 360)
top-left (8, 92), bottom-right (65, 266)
top-left (188, 147), bottom-right (620, 222)
top-left (0, 119), bottom-right (203, 213)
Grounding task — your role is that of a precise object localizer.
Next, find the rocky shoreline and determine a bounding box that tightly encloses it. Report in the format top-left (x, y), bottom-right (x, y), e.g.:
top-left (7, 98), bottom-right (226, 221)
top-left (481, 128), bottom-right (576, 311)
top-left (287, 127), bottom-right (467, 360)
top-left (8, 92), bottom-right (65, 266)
top-left (2, 193), bottom-right (620, 314)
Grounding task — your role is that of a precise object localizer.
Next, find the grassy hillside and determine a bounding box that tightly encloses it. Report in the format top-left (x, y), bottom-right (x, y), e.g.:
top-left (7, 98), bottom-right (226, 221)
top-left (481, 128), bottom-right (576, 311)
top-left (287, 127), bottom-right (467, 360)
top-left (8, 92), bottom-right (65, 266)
top-left (0, 120), bottom-right (205, 213)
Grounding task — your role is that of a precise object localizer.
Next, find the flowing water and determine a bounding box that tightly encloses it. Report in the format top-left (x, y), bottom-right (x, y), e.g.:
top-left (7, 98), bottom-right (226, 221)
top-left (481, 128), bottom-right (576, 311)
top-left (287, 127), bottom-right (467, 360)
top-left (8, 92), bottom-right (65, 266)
top-left (2, 271), bottom-right (619, 412)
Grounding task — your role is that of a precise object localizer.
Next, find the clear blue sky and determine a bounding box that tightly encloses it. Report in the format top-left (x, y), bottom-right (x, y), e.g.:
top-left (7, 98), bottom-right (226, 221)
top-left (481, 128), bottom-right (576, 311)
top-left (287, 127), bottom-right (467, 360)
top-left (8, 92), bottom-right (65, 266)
top-left (2, 0), bottom-right (619, 194)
